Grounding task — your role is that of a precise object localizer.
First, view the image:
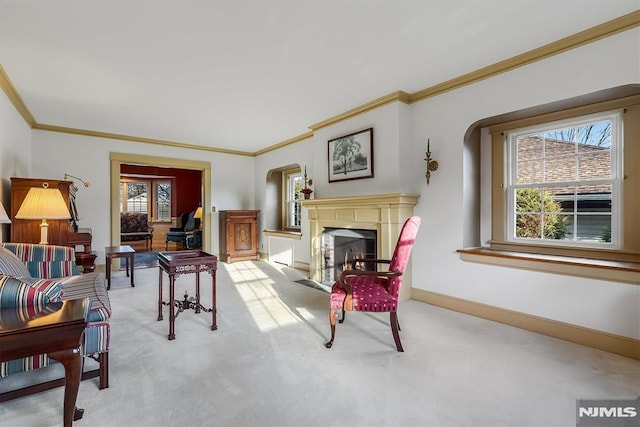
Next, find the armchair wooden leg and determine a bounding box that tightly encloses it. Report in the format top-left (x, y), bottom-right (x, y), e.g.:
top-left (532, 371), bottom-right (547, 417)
top-left (325, 309), bottom-right (338, 349)
top-left (390, 312), bottom-right (404, 352)
top-left (99, 352), bottom-right (109, 389)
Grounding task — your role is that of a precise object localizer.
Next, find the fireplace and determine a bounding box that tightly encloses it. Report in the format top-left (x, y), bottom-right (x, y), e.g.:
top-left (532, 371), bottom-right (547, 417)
top-left (302, 193), bottom-right (419, 301)
top-left (321, 228), bottom-right (377, 284)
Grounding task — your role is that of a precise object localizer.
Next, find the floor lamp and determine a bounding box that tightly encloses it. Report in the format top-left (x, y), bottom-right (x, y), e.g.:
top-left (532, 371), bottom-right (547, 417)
top-left (15, 183), bottom-right (71, 244)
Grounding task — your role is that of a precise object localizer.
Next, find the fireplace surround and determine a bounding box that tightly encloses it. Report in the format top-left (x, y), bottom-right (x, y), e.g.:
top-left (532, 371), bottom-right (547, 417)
top-left (303, 193), bottom-right (419, 301)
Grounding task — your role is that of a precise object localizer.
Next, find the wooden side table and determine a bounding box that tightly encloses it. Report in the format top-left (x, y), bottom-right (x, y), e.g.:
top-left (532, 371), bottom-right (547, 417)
top-left (105, 245), bottom-right (135, 290)
top-left (0, 298), bottom-right (89, 427)
top-left (157, 250), bottom-right (217, 340)
top-left (75, 251), bottom-right (97, 273)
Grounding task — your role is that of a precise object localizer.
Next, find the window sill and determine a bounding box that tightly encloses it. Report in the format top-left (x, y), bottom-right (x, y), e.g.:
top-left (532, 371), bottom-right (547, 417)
top-left (263, 230), bottom-right (302, 240)
top-left (457, 247), bottom-right (640, 285)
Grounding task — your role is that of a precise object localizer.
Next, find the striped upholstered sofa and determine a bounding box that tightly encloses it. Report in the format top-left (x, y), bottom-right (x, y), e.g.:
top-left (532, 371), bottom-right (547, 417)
top-left (0, 243), bottom-right (111, 396)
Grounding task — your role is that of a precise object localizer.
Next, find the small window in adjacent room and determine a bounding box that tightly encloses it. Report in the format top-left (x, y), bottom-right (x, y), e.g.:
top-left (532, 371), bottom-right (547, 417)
top-left (120, 181), bottom-right (149, 214)
top-left (119, 178), bottom-right (173, 222)
top-left (154, 181), bottom-right (171, 222)
top-left (505, 111), bottom-right (620, 248)
top-left (284, 169), bottom-right (303, 229)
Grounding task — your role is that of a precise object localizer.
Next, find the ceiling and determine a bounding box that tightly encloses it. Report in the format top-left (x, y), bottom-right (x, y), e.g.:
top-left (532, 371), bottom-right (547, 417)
top-left (0, 1), bottom-right (637, 154)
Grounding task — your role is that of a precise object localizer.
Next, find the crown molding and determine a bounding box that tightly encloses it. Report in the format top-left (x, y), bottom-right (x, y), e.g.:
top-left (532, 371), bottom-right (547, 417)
top-left (409, 9), bottom-right (640, 104)
top-left (253, 131), bottom-right (314, 156)
top-left (33, 123), bottom-right (254, 156)
top-left (1, 10), bottom-right (638, 156)
top-left (308, 90), bottom-right (411, 131)
top-left (0, 64), bottom-right (36, 127)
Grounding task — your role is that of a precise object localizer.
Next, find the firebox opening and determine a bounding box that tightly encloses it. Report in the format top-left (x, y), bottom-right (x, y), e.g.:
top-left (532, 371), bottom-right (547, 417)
top-left (321, 228), bottom-right (377, 284)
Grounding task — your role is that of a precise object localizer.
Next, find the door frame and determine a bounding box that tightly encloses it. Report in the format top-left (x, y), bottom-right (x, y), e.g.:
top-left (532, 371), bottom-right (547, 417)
top-left (110, 152), bottom-right (212, 252)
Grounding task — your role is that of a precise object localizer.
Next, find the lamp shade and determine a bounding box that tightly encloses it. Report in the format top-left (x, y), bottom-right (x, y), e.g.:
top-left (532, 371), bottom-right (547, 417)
top-left (15, 183), bottom-right (70, 244)
top-left (194, 206), bottom-right (203, 219)
top-left (15, 185), bottom-right (71, 220)
top-left (0, 203), bottom-right (10, 224)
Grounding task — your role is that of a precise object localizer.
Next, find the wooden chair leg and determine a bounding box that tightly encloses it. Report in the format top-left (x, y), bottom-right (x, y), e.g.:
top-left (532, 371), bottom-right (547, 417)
top-left (390, 312), bottom-right (404, 352)
top-left (99, 352), bottom-right (109, 389)
top-left (325, 309), bottom-right (337, 348)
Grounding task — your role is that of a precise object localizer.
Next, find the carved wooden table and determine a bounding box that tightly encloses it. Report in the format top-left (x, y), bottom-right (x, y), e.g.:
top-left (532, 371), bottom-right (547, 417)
top-left (157, 250), bottom-right (217, 340)
top-left (105, 245), bottom-right (135, 290)
top-left (0, 298), bottom-right (89, 427)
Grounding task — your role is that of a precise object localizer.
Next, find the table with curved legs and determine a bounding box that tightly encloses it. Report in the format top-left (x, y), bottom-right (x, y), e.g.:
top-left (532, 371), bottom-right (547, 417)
top-left (0, 299), bottom-right (89, 427)
top-left (157, 250), bottom-right (217, 340)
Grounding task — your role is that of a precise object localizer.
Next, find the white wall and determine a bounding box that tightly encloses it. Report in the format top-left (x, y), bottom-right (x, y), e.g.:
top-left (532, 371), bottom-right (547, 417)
top-left (30, 130), bottom-right (255, 261)
top-left (254, 27), bottom-right (640, 339)
top-left (408, 29), bottom-right (640, 338)
top-left (0, 91), bottom-right (31, 241)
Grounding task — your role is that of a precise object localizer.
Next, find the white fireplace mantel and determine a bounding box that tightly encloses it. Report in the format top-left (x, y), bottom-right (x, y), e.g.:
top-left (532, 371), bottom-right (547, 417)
top-left (302, 193), bottom-right (420, 301)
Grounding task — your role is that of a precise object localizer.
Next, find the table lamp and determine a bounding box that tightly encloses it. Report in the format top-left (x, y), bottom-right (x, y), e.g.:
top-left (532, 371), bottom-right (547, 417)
top-left (0, 202), bottom-right (10, 243)
top-left (0, 203), bottom-right (11, 224)
top-left (194, 206), bottom-right (203, 228)
top-left (15, 183), bottom-right (70, 244)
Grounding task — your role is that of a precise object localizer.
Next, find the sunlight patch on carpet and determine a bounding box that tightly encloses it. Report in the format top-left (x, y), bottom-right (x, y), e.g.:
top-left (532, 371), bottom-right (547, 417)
top-left (227, 262), bottom-right (302, 332)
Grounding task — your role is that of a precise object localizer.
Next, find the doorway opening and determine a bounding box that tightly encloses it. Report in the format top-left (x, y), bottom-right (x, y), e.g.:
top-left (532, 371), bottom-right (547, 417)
top-left (110, 153), bottom-right (211, 253)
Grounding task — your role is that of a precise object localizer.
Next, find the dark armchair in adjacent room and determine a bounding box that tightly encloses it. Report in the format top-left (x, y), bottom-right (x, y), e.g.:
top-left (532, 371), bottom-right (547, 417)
top-left (165, 210), bottom-right (200, 250)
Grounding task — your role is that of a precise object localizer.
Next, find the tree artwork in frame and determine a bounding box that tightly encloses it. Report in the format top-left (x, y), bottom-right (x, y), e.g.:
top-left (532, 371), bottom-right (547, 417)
top-left (328, 128), bottom-right (374, 183)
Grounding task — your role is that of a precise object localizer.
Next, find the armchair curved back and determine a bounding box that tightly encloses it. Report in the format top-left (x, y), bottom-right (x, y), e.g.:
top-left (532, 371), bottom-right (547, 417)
top-left (178, 211), bottom-right (198, 232)
top-left (388, 216), bottom-right (421, 298)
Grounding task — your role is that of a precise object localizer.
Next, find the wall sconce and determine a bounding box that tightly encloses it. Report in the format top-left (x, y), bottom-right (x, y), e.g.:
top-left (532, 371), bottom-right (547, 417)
top-left (15, 182), bottom-right (71, 244)
top-left (302, 165), bottom-right (313, 200)
top-left (64, 173), bottom-right (91, 188)
top-left (424, 138), bottom-right (439, 186)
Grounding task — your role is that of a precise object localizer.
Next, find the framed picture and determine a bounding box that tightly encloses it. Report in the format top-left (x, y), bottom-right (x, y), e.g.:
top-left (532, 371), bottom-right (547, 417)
top-left (327, 128), bottom-right (374, 183)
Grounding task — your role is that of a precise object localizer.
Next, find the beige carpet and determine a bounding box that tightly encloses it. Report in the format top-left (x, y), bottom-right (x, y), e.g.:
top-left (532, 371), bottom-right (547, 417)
top-left (1, 261), bottom-right (638, 426)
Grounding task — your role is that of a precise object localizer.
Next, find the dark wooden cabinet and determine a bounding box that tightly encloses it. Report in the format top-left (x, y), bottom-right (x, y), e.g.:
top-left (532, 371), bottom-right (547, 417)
top-left (219, 210), bottom-right (259, 263)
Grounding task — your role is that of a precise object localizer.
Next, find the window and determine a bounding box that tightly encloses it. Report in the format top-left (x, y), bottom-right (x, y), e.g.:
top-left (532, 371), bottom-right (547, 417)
top-left (506, 112), bottom-right (620, 247)
top-left (120, 178), bottom-right (173, 221)
top-left (489, 97), bottom-right (639, 262)
top-left (120, 181), bottom-right (149, 213)
top-left (155, 182), bottom-right (171, 222)
top-left (284, 169), bottom-right (303, 229)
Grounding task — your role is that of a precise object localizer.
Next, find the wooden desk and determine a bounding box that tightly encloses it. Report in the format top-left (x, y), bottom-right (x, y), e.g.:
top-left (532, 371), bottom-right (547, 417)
top-left (105, 245), bottom-right (135, 290)
top-left (157, 250), bottom-right (217, 340)
top-left (0, 299), bottom-right (89, 427)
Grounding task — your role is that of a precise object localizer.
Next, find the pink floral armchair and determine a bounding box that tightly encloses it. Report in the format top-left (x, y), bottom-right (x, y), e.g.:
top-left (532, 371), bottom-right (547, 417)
top-left (325, 216), bottom-right (421, 352)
